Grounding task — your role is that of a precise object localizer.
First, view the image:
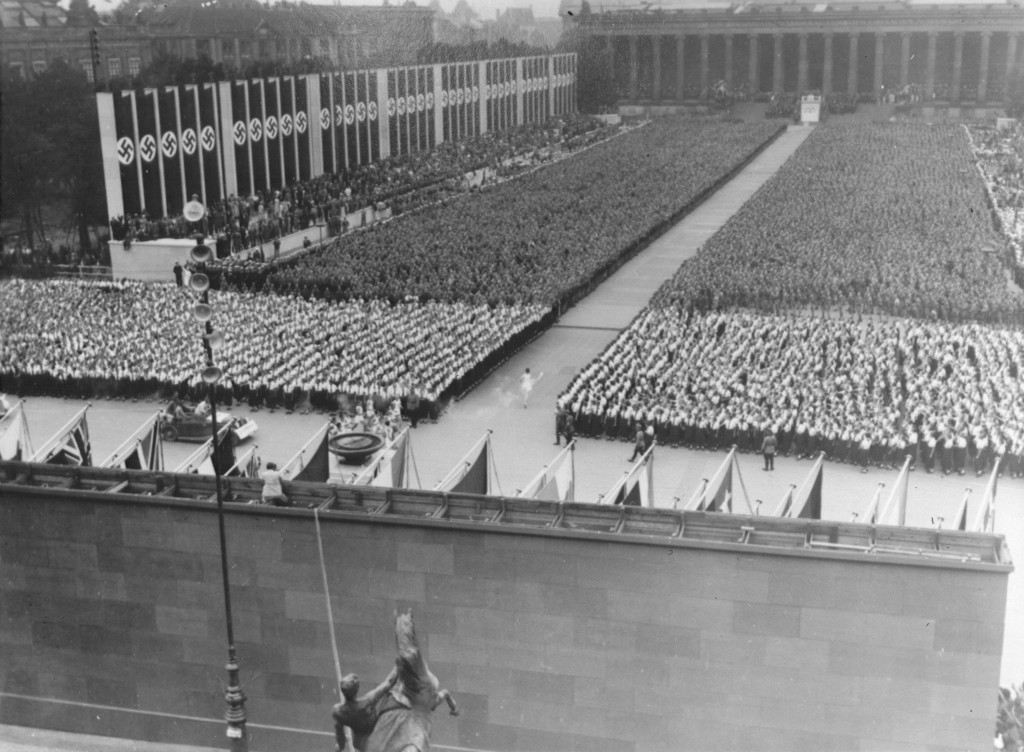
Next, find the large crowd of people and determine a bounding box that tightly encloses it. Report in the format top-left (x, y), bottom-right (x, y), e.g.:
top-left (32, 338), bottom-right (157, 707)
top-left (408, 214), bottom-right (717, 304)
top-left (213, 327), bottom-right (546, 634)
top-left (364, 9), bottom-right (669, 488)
top-left (560, 308), bottom-right (1024, 478)
top-left (0, 278), bottom-right (548, 413)
top-left (247, 119), bottom-right (783, 305)
top-left (655, 123), bottom-right (1024, 324)
top-left (967, 122), bottom-right (1024, 272)
top-left (107, 114), bottom-right (617, 246)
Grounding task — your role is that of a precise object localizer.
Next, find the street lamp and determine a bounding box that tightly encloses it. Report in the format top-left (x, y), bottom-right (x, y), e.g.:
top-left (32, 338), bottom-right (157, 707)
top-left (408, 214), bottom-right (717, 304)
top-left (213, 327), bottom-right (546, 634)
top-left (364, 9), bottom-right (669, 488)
top-left (189, 239), bottom-right (248, 751)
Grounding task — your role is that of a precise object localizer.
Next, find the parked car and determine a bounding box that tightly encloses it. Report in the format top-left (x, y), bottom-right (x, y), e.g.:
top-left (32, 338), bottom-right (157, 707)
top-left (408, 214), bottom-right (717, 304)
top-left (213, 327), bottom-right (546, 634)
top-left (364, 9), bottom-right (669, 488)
top-left (159, 412), bottom-right (257, 443)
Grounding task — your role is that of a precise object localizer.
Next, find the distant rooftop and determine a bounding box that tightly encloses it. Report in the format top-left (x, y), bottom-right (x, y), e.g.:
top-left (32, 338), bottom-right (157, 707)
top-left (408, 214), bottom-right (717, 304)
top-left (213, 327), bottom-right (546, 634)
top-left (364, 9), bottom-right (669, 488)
top-left (560, 0), bottom-right (1019, 15)
top-left (0, 0), bottom-right (66, 28)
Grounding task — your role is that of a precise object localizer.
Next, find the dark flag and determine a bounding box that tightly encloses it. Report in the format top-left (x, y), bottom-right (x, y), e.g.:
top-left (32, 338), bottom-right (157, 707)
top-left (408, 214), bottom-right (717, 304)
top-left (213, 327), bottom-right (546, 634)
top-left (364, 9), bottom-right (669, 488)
top-left (159, 86), bottom-right (186, 216)
top-left (115, 90), bottom-right (143, 216)
top-left (265, 78), bottom-right (284, 191)
top-left (180, 86), bottom-right (204, 205)
top-left (441, 65), bottom-right (451, 143)
top-left (387, 70), bottom-right (400, 158)
top-left (32, 407), bottom-right (91, 467)
top-left (136, 89), bottom-right (165, 217)
top-left (281, 76), bottom-right (298, 185)
top-left (344, 72), bottom-right (359, 168)
top-left (248, 79), bottom-right (269, 194)
top-left (294, 431), bottom-right (330, 483)
top-left (332, 73), bottom-right (348, 172)
top-left (792, 453), bottom-right (824, 520)
top-left (367, 71), bottom-right (380, 163)
top-left (422, 66), bottom-right (434, 151)
top-left (320, 72), bottom-right (335, 175)
top-left (435, 433), bottom-right (491, 496)
top-left (230, 80), bottom-right (252, 199)
top-left (199, 84), bottom-right (223, 205)
top-left (295, 75), bottom-right (311, 182)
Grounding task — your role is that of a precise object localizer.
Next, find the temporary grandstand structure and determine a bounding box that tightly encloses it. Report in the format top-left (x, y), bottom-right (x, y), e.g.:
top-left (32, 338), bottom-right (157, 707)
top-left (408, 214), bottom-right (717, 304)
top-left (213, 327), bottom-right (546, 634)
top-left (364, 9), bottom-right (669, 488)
top-left (101, 411), bottom-right (164, 472)
top-left (434, 431), bottom-right (500, 496)
top-left (30, 405), bottom-right (91, 467)
top-left (174, 423), bottom-right (234, 474)
top-left (351, 428), bottom-right (419, 489)
top-left (518, 440), bottom-right (575, 502)
top-left (281, 423), bottom-right (332, 483)
top-left (600, 442), bottom-right (654, 507)
top-left (0, 401), bottom-right (33, 462)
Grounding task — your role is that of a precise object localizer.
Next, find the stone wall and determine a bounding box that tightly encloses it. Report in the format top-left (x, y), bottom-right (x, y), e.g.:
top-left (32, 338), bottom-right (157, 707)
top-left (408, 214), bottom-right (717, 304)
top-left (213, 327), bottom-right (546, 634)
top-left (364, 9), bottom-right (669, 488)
top-left (0, 488), bottom-right (1009, 751)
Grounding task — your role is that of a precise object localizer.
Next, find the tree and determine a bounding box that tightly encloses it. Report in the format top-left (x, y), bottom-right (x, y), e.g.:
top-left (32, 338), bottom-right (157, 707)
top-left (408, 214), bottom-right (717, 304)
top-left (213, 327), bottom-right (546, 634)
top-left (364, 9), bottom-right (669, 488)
top-left (65, 0), bottom-right (100, 27)
top-left (0, 59), bottom-right (106, 250)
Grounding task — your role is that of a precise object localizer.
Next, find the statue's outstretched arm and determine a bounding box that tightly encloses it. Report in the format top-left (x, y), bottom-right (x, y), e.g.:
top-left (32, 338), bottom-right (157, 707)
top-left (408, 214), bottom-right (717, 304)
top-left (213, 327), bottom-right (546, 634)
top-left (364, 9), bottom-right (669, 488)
top-left (360, 665), bottom-right (399, 705)
top-left (433, 689), bottom-right (459, 716)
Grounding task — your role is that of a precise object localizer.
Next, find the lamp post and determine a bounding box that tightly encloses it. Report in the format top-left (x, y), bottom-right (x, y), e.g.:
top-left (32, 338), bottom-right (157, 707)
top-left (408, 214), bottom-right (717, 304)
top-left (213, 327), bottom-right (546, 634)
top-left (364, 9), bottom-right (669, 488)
top-left (189, 237), bottom-right (249, 752)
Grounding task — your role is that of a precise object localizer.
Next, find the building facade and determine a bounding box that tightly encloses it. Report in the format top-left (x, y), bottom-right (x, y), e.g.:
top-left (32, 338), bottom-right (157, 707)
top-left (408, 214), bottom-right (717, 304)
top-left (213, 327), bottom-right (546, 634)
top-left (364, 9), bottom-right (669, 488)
top-left (574, 2), bottom-right (1024, 104)
top-left (1, 2), bottom-right (435, 84)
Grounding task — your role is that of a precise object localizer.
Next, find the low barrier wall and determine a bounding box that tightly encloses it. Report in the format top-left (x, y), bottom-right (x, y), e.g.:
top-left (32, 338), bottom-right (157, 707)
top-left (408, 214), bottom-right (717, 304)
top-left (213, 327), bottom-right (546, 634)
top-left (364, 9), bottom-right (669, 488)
top-left (0, 463), bottom-right (1012, 752)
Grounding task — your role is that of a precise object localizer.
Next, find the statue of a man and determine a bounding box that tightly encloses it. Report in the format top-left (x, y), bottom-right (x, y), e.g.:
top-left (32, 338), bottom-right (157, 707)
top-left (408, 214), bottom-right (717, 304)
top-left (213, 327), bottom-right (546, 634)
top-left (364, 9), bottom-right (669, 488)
top-left (336, 610), bottom-right (457, 752)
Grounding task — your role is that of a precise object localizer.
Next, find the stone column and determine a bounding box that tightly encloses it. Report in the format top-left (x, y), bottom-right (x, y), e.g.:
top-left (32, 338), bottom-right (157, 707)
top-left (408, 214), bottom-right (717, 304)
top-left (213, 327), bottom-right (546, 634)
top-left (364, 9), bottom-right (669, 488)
top-left (874, 32), bottom-right (884, 97)
top-left (773, 33), bottom-right (784, 94)
top-left (652, 35), bottom-right (661, 101)
top-left (700, 34), bottom-right (710, 97)
top-left (628, 35), bottom-right (639, 100)
top-left (925, 32), bottom-right (937, 99)
top-left (978, 31), bottom-right (991, 102)
top-left (724, 34), bottom-right (734, 88)
top-left (676, 35), bottom-right (686, 100)
top-left (1007, 33), bottom-right (1019, 103)
top-left (951, 31), bottom-right (963, 101)
top-left (823, 33), bottom-right (833, 95)
top-left (899, 32), bottom-right (910, 88)
top-left (797, 33), bottom-right (808, 94)
top-left (749, 34), bottom-right (759, 92)
top-left (848, 33), bottom-right (859, 96)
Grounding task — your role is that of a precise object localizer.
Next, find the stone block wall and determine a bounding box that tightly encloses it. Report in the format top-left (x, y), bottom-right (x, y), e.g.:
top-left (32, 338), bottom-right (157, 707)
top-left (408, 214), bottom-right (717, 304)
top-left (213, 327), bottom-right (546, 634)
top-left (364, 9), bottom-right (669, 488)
top-left (0, 489), bottom-right (1009, 751)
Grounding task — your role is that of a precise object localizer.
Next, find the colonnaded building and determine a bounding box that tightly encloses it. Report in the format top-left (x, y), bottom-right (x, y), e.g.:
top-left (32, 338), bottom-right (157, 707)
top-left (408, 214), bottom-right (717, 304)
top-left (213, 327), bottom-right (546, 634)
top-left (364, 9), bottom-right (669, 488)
top-left (563, 0), bottom-right (1024, 108)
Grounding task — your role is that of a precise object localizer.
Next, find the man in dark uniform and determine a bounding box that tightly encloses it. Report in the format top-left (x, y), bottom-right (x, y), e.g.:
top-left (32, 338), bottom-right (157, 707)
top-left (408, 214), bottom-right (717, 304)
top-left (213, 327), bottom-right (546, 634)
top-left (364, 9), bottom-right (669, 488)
top-left (173, 261), bottom-right (184, 287)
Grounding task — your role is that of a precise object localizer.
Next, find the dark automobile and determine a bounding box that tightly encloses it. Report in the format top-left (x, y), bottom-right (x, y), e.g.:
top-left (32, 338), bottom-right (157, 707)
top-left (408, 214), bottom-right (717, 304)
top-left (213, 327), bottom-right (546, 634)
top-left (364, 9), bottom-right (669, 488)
top-left (159, 412), bottom-right (257, 443)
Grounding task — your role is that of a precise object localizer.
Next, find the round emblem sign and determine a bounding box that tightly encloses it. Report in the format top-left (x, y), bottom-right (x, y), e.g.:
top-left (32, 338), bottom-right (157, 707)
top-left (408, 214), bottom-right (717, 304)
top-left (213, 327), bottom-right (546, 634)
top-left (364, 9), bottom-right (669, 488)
top-left (295, 111), bottom-right (307, 133)
top-left (181, 128), bottom-right (197, 155)
top-left (397, 97), bottom-right (406, 115)
top-left (281, 113), bottom-right (293, 136)
top-left (472, 86), bottom-right (479, 102)
top-left (357, 101), bottom-right (366, 122)
top-left (417, 93), bottom-right (425, 111)
top-left (426, 92), bottom-right (434, 109)
top-left (265, 115), bottom-right (278, 140)
top-left (345, 104), bottom-right (355, 124)
top-left (321, 107), bottom-right (331, 130)
top-left (249, 118), bottom-right (262, 142)
top-left (139, 134), bottom-right (157, 162)
top-left (183, 200), bottom-right (206, 222)
top-left (440, 90), bottom-right (448, 107)
top-left (335, 104), bottom-right (344, 126)
top-left (449, 89), bottom-right (457, 106)
top-left (117, 136), bottom-right (135, 165)
top-left (201, 125), bottom-right (216, 152)
top-left (407, 95), bottom-right (416, 113)
top-left (388, 98), bottom-right (396, 117)
top-left (368, 102), bottom-right (377, 121)
top-left (232, 120), bottom-right (247, 146)
top-left (161, 131), bottom-right (177, 158)
top-left (456, 88), bottom-right (464, 105)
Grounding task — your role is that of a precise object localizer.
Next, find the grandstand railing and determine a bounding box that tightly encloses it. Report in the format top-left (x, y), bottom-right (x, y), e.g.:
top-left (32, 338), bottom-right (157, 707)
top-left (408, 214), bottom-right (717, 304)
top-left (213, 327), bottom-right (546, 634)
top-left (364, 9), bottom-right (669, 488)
top-left (0, 461), bottom-right (1011, 570)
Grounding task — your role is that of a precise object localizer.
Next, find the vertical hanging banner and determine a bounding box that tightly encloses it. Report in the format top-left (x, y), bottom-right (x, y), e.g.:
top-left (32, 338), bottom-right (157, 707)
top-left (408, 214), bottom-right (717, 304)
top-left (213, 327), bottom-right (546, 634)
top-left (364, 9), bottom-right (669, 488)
top-left (265, 78), bottom-right (283, 191)
top-left (97, 92), bottom-right (125, 222)
top-left (216, 82), bottom-right (238, 200)
top-left (440, 65), bottom-right (450, 143)
top-left (477, 60), bottom-right (487, 135)
top-left (355, 72), bottom-right (369, 165)
top-left (345, 72), bottom-right (360, 168)
top-left (280, 76), bottom-right (298, 185)
top-left (154, 87), bottom-right (181, 215)
top-left (332, 73), bottom-right (348, 172)
top-left (403, 68), bottom-right (415, 155)
top-left (367, 70), bottom-right (380, 162)
top-left (247, 79), bottom-right (269, 194)
top-left (320, 72), bottom-right (335, 175)
top-left (200, 83), bottom-right (223, 204)
top-left (114, 90), bottom-right (142, 216)
top-left (135, 90), bottom-right (163, 216)
top-left (387, 69), bottom-right (399, 158)
top-left (375, 69), bottom-right (390, 161)
top-left (179, 86), bottom-right (204, 205)
top-left (307, 74), bottom-right (324, 178)
top-left (295, 75), bottom-right (311, 182)
top-left (230, 81), bottom-right (251, 200)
